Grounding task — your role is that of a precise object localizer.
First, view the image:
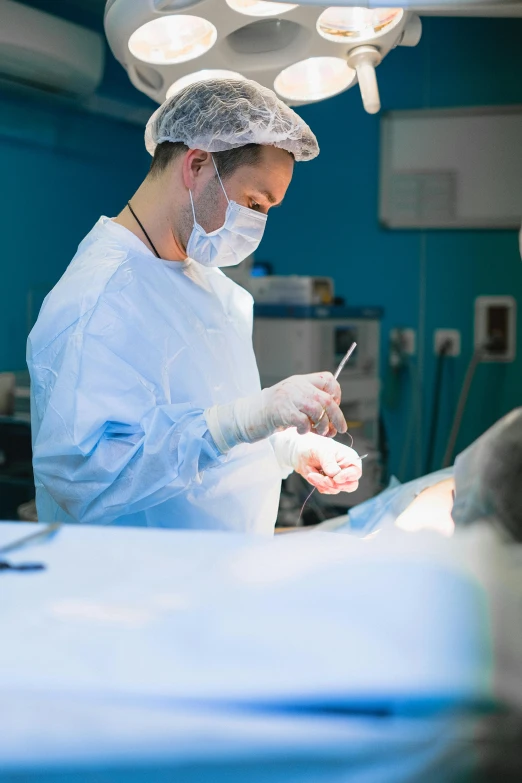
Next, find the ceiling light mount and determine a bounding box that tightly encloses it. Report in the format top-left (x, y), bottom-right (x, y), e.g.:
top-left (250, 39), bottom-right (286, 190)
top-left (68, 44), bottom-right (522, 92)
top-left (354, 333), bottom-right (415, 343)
top-left (346, 45), bottom-right (382, 114)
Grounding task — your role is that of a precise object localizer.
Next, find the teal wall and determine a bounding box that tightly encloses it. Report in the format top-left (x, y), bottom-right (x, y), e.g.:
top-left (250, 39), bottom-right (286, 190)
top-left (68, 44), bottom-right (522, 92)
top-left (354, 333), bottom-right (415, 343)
top-left (0, 0), bottom-right (153, 370)
top-left (0, 93), bottom-right (149, 370)
top-left (0, 13), bottom-right (520, 480)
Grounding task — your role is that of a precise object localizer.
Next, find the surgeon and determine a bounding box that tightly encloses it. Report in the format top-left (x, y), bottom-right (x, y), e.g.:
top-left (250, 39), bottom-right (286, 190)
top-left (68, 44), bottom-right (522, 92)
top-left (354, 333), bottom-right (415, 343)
top-left (28, 78), bottom-right (362, 531)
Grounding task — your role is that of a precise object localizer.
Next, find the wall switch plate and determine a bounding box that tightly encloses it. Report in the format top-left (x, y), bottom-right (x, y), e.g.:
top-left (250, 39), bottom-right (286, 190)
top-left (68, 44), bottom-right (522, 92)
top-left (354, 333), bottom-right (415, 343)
top-left (475, 296), bottom-right (516, 362)
top-left (390, 328), bottom-right (416, 356)
top-left (434, 329), bottom-right (461, 356)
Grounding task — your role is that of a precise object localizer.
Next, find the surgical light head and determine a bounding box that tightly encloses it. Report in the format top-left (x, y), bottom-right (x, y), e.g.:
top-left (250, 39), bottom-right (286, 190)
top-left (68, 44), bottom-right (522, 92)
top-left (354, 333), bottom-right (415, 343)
top-left (145, 77), bottom-right (319, 161)
top-left (452, 408), bottom-right (522, 542)
top-left (104, 1), bottom-right (422, 116)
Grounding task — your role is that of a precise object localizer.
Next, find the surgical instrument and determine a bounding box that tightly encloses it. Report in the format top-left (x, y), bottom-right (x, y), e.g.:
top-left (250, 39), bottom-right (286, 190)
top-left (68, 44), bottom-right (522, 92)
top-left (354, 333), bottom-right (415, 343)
top-left (298, 343), bottom-right (360, 524)
top-left (314, 341), bottom-right (357, 428)
top-left (0, 522), bottom-right (62, 556)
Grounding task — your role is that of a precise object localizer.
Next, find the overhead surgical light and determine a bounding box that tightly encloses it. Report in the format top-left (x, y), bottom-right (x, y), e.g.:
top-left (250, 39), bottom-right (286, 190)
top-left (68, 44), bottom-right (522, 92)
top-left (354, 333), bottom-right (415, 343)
top-left (274, 57), bottom-right (356, 103)
top-left (128, 15), bottom-right (217, 65)
top-left (226, 0), bottom-right (298, 17)
top-left (167, 69), bottom-right (245, 98)
top-left (105, 0), bottom-right (423, 115)
top-left (317, 7), bottom-right (404, 43)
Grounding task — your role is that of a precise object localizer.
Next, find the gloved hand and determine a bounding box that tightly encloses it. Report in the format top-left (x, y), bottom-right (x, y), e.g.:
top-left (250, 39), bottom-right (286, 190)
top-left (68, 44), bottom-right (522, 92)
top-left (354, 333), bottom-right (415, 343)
top-left (205, 373), bottom-right (347, 453)
top-left (272, 430), bottom-right (362, 494)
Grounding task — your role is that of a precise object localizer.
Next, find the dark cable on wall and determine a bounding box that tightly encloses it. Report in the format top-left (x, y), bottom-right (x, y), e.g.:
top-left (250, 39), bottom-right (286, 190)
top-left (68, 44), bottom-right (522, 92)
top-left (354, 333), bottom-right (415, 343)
top-left (442, 336), bottom-right (505, 469)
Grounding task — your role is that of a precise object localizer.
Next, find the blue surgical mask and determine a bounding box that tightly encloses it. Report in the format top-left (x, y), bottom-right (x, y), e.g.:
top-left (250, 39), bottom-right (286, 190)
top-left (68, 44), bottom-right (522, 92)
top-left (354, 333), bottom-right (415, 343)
top-left (186, 156), bottom-right (267, 268)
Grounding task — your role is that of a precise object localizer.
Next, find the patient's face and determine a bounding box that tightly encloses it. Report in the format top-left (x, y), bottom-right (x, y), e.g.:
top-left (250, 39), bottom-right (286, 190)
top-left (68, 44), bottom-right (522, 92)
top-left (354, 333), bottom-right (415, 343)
top-left (395, 478), bottom-right (456, 537)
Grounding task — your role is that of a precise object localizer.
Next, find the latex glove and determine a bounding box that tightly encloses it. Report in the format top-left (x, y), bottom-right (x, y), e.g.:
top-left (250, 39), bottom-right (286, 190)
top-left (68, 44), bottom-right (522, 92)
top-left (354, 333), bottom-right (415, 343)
top-left (273, 430), bottom-right (362, 494)
top-left (205, 373), bottom-right (347, 453)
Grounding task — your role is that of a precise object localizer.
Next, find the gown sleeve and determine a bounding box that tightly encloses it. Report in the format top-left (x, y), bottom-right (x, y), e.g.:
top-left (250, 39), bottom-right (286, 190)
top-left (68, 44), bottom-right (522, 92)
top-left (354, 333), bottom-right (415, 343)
top-left (31, 303), bottom-right (227, 525)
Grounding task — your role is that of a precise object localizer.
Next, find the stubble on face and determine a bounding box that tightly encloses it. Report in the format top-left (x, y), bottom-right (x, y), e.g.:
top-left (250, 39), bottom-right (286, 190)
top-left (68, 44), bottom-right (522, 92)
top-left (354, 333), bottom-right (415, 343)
top-left (176, 175), bottom-right (225, 252)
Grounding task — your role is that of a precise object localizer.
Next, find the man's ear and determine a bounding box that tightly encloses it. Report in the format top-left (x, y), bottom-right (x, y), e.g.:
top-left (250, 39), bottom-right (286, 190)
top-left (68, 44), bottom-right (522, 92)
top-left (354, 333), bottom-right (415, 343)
top-left (182, 149), bottom-right (212, 190)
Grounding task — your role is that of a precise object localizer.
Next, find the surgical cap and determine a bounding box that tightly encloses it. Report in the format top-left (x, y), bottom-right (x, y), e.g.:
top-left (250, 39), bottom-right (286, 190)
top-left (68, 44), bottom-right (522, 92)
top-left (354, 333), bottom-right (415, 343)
top-left (145, 78), bottom-right (319, 162)
top-left (452, 408), bottom-right (522, 542)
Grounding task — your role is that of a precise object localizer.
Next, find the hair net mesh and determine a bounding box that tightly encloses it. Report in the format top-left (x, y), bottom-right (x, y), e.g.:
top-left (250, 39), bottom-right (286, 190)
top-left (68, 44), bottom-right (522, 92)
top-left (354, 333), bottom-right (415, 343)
top-left (453, 408), bottom-right (522, 541)
top-left (145, 78), bottom-right (319, 162)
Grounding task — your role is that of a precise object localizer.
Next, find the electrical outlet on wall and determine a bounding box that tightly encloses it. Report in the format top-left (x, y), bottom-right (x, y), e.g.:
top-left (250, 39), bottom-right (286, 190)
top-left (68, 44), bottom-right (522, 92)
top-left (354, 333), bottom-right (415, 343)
top-left (390, 328), bottom-right (416, 356)
top-left (475, 296), bottom-right (516, 362)
top-left (434, 329), bottom-right (461, 356)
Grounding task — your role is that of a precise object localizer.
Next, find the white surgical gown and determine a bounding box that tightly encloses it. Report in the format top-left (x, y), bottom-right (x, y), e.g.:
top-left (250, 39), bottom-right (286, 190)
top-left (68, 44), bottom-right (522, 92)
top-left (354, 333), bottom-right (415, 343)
top-left (27, 217), bottom-right (284, 532)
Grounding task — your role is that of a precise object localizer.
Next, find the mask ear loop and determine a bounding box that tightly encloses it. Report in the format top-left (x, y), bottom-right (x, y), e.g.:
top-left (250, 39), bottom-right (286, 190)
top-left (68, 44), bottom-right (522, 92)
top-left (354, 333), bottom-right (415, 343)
top-left (188, 189), bottom-right (198, 225)
top-left (189, 155), bottom-right (229, 226)
top-left (211, 155), bottom-right (230, 204)
top-left (189, 153), bottom-right (230, 225)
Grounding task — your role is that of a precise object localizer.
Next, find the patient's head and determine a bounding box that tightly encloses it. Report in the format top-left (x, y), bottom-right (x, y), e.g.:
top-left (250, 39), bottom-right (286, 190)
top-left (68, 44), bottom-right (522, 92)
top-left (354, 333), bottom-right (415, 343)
top-left (452, 408), bottom-right (522, 542)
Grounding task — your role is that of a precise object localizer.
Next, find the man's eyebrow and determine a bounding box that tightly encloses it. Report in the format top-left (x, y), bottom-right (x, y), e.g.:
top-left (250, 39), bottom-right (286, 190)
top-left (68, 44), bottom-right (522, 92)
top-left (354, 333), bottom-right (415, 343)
top-left (260, 189), bottom-right (277, 205)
